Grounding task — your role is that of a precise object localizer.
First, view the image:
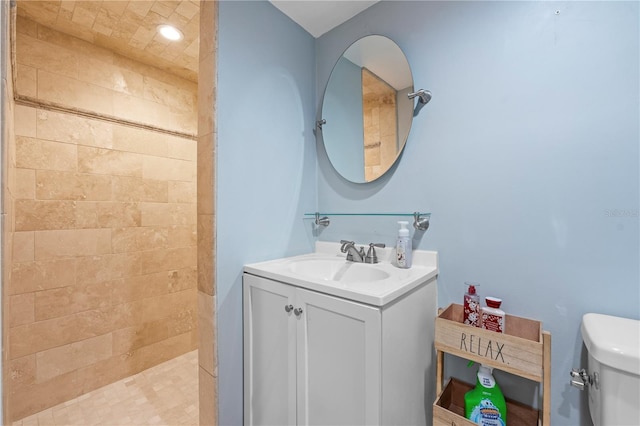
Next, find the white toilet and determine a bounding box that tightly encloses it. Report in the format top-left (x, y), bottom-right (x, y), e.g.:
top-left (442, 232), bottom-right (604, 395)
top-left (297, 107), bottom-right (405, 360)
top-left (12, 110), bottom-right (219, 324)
top-left (579, 313), bottom-right (640, 426)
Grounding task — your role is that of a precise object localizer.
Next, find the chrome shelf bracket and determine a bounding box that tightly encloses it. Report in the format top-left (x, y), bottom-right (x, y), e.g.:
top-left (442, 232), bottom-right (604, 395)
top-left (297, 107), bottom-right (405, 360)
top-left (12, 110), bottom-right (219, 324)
top-left (413, 212), bottom-right (430, 231)
top-left (408, 89), bottom-right (432, 117)
top-left (315, 212), bottom-right (330, 227)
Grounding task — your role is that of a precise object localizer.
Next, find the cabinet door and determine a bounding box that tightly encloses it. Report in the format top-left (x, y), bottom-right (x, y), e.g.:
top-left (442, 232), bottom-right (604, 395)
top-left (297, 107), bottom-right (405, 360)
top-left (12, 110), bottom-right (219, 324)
top-left (243, 274), bottom-right (297, 426)
top-left (296, 288), bottom-right (381, 426)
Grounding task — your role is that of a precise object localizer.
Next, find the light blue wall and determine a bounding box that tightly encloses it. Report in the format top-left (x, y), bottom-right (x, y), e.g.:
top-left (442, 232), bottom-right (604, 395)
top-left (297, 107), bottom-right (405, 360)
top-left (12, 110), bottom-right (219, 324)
top-left (217, 1), bottom-right (316, 424)
top-left (316, 1), bottom-right (639, 425)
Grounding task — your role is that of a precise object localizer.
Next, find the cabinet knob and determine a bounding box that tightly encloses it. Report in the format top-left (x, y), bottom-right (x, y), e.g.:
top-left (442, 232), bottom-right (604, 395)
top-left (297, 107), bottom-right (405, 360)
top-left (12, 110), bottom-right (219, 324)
top-left (284, 304), bottom-right (293, 313)
top-left (294, 307), bottom-right (303, 316)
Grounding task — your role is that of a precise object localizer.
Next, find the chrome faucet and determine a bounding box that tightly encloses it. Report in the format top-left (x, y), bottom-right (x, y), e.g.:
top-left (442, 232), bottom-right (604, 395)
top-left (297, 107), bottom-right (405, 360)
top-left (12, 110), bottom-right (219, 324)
top-left (340, 241), bottom-right (385, 263)
top-left (340, 240), bottom-right (365, 262)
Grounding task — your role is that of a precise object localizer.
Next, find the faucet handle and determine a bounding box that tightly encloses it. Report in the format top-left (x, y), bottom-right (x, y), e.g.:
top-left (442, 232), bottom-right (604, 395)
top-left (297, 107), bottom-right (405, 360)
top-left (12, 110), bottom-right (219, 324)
top-left (340, 240), bottom-right (355, 253)
top-left (365, 243), bottom-right (385, 264)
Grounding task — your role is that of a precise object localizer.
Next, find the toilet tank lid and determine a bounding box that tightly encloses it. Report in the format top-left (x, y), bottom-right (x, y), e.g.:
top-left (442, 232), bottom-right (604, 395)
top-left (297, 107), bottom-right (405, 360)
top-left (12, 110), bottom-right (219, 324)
top-left (581, 313), bottom-right (640, 375)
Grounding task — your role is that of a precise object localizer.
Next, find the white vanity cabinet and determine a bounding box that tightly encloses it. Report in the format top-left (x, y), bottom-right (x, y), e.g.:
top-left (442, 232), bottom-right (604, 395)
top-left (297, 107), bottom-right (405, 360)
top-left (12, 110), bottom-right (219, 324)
top-left (243, 251), bottom-right (438, 426)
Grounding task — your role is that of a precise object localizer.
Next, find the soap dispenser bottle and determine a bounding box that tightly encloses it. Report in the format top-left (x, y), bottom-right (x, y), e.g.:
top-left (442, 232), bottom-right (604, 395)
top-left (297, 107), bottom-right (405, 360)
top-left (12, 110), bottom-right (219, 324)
top-left (395, 221), bottom-right (412, 268)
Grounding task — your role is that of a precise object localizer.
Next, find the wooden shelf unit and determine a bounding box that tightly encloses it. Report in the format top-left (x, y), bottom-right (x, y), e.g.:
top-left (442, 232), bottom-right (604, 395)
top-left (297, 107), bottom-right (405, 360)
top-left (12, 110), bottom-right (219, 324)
top-left (433, 303), bottom-right (551, 426)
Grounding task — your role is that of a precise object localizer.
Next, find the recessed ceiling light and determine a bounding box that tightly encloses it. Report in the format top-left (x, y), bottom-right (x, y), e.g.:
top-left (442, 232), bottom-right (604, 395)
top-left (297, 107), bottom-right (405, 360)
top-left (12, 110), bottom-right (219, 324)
top-left (157, 24), bottom-right (183, 41)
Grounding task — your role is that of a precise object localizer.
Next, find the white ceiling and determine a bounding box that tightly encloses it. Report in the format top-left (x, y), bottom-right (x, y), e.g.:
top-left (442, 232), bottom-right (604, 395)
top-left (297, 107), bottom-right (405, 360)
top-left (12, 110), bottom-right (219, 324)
top-left (269, 0), bottom-right (379, 38)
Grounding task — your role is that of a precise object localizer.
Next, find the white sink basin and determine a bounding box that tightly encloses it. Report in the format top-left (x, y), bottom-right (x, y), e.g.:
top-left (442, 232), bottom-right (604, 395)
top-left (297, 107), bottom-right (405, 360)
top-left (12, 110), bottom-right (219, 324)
top-left (288, 258), bottom-right (391, 283)
top-left (244, 242), bottom-right (438, 306)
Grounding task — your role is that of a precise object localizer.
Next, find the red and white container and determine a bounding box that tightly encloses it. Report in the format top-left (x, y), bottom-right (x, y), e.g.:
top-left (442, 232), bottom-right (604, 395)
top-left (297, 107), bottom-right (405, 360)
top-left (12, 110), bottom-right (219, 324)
top-left (482, 297), bottom-right (505, 333)
top-left (463, 283), bottom-right (480, 327)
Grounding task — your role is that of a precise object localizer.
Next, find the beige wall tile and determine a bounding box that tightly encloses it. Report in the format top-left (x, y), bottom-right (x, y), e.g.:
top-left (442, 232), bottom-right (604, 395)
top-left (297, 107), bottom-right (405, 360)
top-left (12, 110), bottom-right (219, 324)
top-left (36, 170), bottom-right (112, 201)
top-left (199, 1), bottom-right (217, 58)
top-left (79, 57), bottom-right (145, 97)
top-left (10, 258), bottom-right (77, 295)
top-left (15, 200), bottom-right (77, 231)
top-left (76, 253), bottom-right (142, 285)
top-left (75, 353), bottom-right (137, 396)
top-left (197, 54), bottom-right (215, 137)
top-left (78, 146), bottom-right (143, 177)
top-left (16, 14), bottom-right (38, 37)
top-left (10, 301), bottom-right (144, 360)
top-left (96, 202), bottom-right (142, 228)
top-left (168, 181), bottom-right (196, 203)
top-left (111, 272), bottom-right (169, 305)
top-left (198, 292), bottom-right (216, 376)
top-left (167, 306), bottom-right (197, 338)
top-left (168, 225), bottom-right (197, 248)
top-left (9, 370), bottom-right (81, 422)
top-left (138, 331), bottom-right (195, 372)
top-left (167, 136), bottom-right (197, 161)
top-left (142, 155), bottom-right (195, 182)
top-left (140, 202), bottom-right (171, 227)
top-left (111, 125), bottom-right (168, 157)
top-left (34, 228), bottom-right (112, 260)
top-left (168, 267), bottom-right (197, 293)
top-left (111, 176), bottom-right (168, 202)
top-left (14, 104), bottom-right (37, 137)
top-left (34, 281), bottom-right (113, 321)
top-left (16, 136), bottom-right (77, 171)
top-left (9, 293), bottom-right (35, 327)
top-left (140, 246), bottom-right (197, 275)
top-left (75, 201), bottom-right (99, 228)
top-left (111, 91), bottom-right (183, 132)
top-left (13, 169), bottom-right (36, 200)
top-left (143, 75), bottom-right (196, 113)
top-left (36, 334), bottom-right (113, 382)
top-left (13, 231), bottom-right (35, 262)
top-left (112, 321), bottom-right (169, 355)
top-left (16, 63), bottom-right (38, 98)
top-left (109, 300), bottom-right (145, 331)
top-left (37, 70), bottom-right (115, 116)
top-left (197, 133), bottom-right (214, 215)
top-left (36, 109), bottom-right (113, 148)
top-left (111, 226), bottom-right (169, 253)
top-left (8, 354), bottom-right (36, 390)
top-left (17, 33), bottom-right (79, 80)
top-left (9, 314), bottom-right (82, 359)
top-left (142, 288), bottom-right (196, 324)
top-left (199, 367), bottom-right (217, 426)
top-left (197, 214), bottom-right (214, 295)
top-left (163, 108), bottom-right (198, 136)
top-left (37, 21), bottom-right (115, 65)
top-left (171, 203), bottom-right (197, 226)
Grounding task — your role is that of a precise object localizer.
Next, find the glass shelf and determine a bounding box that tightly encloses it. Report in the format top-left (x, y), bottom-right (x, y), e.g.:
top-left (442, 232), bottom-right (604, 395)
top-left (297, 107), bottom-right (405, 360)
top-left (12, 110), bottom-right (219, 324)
top-left (304, 212), bottom-right (429, 217)
top-left (304, 212), bottom-right (431, 231)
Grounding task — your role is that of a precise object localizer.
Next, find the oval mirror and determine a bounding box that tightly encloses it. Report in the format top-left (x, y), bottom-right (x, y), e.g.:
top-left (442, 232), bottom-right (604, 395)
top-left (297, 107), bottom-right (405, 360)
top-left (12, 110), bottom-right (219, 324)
top-left (321, 35), bottom-right (414, 183)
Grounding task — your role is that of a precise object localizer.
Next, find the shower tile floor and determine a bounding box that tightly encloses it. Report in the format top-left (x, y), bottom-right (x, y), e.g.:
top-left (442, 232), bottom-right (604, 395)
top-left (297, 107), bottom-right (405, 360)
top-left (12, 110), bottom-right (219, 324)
top-left (13, 350), bottom-right (199, 426)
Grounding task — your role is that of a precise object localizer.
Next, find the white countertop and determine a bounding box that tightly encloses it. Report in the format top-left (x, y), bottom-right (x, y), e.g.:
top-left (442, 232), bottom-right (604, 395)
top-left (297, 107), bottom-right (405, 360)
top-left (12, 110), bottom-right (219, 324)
top-left (244, 241), bottom-right (438, 306)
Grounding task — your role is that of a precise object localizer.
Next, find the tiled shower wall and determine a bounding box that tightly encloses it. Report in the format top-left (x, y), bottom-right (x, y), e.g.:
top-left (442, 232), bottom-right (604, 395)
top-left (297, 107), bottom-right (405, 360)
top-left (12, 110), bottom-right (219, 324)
top-left (2, 0), bottom-right (17, 420)
top-left (362, 68), bottom-right (398, 182)
top-left (6, 17), bottom-right (198, 421)
top-left (196, 1), bottom-right (217, 424)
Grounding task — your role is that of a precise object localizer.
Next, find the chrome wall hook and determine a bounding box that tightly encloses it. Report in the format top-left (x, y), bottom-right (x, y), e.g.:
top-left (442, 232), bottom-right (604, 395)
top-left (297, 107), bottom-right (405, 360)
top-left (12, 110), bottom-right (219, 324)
top-left (315, 212), bottom-right (330, 227)
top-left (316, 119), bottom-right (326, 129)
top-left (413, 212), bottom-right (430, 231)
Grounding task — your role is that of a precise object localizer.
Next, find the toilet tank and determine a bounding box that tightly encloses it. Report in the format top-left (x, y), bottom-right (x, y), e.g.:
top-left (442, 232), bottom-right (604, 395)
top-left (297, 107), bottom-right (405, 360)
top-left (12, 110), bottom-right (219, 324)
top-left (581, 313), bottom-right (640, 426)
